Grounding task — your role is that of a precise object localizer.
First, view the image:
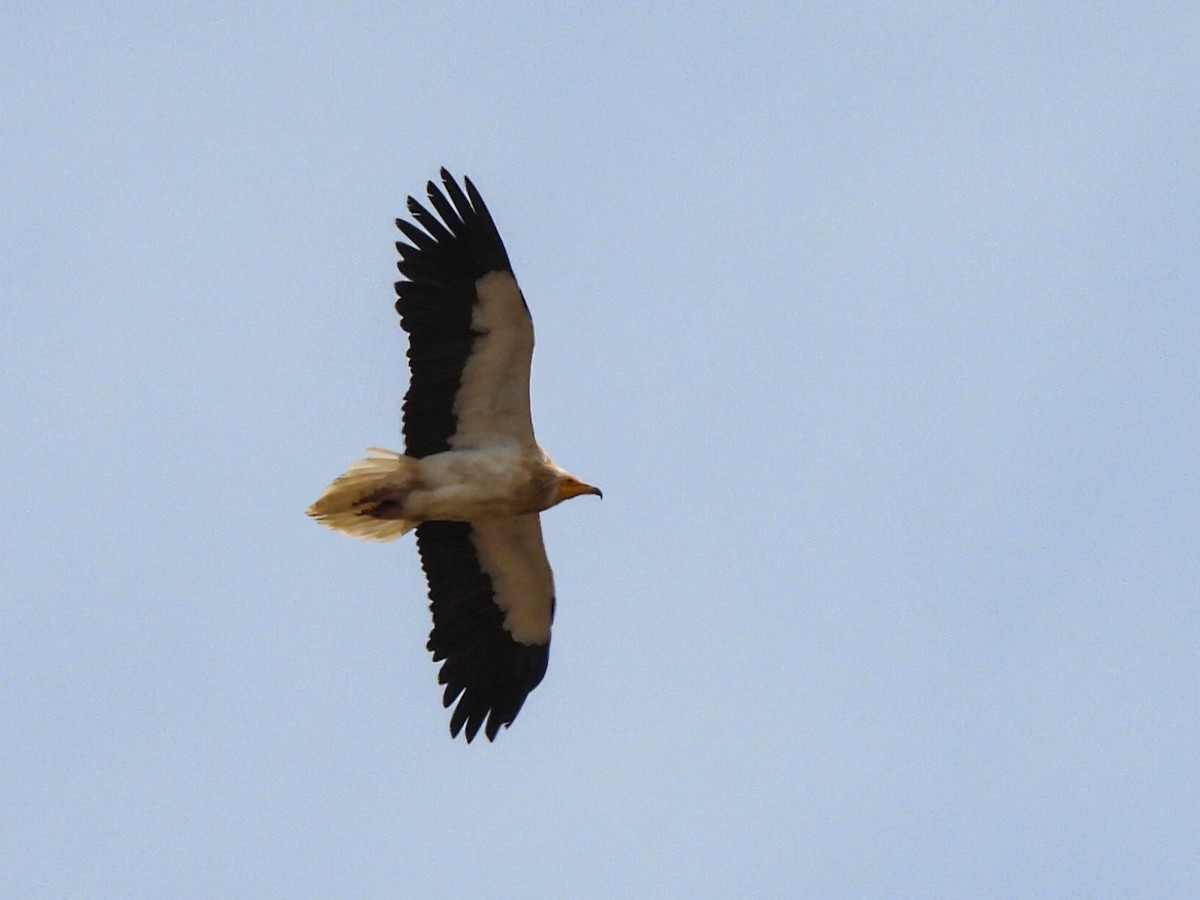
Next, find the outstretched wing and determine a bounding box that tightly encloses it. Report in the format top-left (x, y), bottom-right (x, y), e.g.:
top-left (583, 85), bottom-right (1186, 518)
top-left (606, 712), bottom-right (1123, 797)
top-left (394, 168), bottom-right (536, 457)
top-left (415, 517), bottom-right (555, 742)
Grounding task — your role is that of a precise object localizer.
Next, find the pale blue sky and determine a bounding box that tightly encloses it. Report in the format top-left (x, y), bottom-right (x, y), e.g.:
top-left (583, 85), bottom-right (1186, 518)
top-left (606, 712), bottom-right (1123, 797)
top-left (3, 4), bottom-right (1198, 897)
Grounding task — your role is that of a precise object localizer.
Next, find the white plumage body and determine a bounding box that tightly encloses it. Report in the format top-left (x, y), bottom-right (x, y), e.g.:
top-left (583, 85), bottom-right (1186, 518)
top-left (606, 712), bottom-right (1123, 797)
top-left (307, 443), bottom-right (564, 539)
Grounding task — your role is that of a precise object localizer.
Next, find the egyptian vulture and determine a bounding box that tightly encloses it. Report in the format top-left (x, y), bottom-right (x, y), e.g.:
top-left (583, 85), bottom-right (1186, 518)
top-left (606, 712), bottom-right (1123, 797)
top-left (308, 169), bottom-right (600, 742)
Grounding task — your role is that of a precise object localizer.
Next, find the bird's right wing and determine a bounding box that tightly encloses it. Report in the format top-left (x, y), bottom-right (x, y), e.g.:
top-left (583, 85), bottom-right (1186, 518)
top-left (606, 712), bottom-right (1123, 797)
top-left (415, 516), bottom-right (555, 742)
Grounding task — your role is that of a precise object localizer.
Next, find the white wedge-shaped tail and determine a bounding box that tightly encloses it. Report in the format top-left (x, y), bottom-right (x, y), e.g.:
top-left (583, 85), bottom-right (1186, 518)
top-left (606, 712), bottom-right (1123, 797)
top-left (306, 448), bottom-right (418, 541)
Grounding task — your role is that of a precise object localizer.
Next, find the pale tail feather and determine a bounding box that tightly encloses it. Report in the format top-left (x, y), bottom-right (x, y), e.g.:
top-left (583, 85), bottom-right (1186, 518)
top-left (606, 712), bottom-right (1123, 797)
top-left (306, 448), bottom-right (417, 541)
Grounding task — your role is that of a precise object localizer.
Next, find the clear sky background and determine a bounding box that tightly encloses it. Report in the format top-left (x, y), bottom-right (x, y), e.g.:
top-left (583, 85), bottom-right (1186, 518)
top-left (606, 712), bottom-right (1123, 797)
top-left (3, 4), bottom-right (1198, 897)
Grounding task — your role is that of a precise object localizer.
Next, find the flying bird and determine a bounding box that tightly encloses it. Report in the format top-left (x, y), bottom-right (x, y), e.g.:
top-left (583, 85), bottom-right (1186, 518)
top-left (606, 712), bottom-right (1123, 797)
top-left (307, 169), bottom-right (601, 742)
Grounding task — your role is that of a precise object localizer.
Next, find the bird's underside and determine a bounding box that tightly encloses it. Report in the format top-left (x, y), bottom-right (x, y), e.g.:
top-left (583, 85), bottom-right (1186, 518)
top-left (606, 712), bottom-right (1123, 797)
top-left (307, 169), bottom-right (600, 742)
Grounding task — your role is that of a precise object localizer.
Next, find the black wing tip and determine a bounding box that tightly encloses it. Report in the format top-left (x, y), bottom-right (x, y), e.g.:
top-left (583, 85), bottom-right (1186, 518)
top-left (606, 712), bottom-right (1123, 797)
top-left (429, 168), bottom-right (465, 203)
top-left (447, 703), bottom-right (512, 743)
top-left (437, 659), bottom-right (542, 744)
top-left (444, 685), bottom-right (541, 743)
top-left (426, 168), bottom-right (481, 225)
top-left (441, 680), bottom-right (508, 743)
top-left (394, 168), bottom-right (513, 295)
top-left (438, 166), bottom-right (462, 188)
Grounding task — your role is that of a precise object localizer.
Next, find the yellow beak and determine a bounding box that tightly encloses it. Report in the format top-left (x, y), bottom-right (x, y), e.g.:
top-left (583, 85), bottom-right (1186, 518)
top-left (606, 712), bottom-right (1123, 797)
top-left (559, 480), bottom-right (603, 501)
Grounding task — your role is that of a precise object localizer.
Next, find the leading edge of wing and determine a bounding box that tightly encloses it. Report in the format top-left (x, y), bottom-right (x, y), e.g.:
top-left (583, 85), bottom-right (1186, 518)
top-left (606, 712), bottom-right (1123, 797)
top-left (415, 517), bottom-right (555, 742)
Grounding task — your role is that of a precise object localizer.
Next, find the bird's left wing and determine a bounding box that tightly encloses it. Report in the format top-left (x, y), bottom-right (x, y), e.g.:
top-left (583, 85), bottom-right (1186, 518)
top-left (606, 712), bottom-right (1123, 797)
top-left (394, 169), bottom-right (537, 457)
top-left (415, 515), bottom-right (555, 742)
